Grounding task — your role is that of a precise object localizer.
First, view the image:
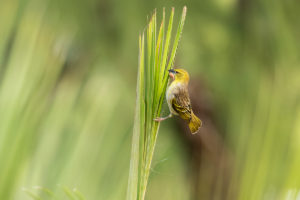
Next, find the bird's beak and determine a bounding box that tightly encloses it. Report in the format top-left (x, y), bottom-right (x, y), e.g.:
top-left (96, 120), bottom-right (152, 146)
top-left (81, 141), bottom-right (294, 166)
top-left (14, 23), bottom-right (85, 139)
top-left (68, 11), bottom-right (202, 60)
top-left (168, 69), bottom-right (176, 80)
top-left (168, 69), bottom-right (176, 73)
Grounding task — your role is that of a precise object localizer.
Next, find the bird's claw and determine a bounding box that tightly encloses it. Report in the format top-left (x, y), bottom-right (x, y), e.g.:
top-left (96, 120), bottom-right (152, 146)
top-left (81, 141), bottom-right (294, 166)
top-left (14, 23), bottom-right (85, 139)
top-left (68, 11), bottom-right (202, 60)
top-left (154, 117), bottom-right (163, 122)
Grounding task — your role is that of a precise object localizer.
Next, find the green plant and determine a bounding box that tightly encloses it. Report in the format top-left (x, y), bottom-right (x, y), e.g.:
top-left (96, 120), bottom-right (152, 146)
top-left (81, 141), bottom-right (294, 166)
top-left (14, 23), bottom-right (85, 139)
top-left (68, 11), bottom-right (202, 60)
top-left (23, 186), bottom-right (85, 200)
top-left (127, 7), bottom-right (187, 200)
top-left (0, 1), bottom-right (133, 199)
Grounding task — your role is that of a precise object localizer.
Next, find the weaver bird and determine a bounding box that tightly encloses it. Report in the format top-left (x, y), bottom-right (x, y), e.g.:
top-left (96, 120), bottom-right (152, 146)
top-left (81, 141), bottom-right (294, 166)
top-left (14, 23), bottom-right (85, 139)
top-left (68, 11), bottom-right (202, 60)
top-left (155, 68), bottom-right (202, 134)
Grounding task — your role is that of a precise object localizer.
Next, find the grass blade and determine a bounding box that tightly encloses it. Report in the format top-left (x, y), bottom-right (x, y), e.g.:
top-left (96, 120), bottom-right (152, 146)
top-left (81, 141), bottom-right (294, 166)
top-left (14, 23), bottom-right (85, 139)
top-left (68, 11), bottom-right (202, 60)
top-left (127, 7), bottom-right (187, 200)
top-left (127, 34), bottom-right (145, 200)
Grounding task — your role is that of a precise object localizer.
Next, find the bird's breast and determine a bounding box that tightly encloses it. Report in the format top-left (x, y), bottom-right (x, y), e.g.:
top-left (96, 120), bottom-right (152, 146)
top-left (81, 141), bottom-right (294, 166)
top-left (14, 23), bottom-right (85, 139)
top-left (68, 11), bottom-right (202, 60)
top-left (166, 81), bottom-right (182, 115)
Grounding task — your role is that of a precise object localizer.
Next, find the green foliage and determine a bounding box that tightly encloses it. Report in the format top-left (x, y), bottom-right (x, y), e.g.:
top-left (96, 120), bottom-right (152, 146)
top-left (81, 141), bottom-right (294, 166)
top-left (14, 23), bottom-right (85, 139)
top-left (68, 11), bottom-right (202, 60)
top-left (1, 0), bottom-right (300, 199)
top-left (0, 0), bottom-right (133, 199)
top-left (127, 7), bottom-right (186, 200)
top-left (23, 186), bottom-right (85, 200)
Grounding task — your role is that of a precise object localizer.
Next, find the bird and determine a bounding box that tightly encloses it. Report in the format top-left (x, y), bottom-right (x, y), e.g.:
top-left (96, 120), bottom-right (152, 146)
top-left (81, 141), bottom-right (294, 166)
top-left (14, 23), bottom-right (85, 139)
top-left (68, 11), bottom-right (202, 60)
top-left (155, 68), bottom-right (202, 134)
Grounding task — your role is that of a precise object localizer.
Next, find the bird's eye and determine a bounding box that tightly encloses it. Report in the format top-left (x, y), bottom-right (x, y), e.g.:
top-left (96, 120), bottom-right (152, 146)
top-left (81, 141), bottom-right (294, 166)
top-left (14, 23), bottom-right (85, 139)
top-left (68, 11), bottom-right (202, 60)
top-left (175, 71), bottom-right (179, 74)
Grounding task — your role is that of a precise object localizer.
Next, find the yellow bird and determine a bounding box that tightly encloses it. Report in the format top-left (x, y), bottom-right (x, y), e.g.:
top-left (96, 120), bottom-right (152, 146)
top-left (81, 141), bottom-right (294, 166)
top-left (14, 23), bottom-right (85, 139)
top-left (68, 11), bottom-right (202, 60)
top-left (155, 68), bottom-right (202, 134)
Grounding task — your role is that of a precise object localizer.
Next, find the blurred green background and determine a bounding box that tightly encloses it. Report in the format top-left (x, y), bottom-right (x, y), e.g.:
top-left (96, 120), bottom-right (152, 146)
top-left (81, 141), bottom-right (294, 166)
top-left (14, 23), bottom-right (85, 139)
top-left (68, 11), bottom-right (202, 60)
top-left (1, 0), bottom-right (300, 199)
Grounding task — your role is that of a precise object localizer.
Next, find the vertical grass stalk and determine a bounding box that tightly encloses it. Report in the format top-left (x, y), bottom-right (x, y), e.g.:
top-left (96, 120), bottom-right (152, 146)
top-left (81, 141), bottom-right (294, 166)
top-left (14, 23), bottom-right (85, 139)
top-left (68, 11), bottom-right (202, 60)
top-left (127, 7), bottom-right (187, 200)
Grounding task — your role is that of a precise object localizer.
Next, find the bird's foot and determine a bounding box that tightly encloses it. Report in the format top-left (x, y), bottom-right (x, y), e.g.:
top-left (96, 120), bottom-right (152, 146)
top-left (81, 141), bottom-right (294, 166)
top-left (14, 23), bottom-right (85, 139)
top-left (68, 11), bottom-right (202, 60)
top-left (154, 117), bottom-right (165, 122)
top-left (154, 114), bottom-right (172, 122)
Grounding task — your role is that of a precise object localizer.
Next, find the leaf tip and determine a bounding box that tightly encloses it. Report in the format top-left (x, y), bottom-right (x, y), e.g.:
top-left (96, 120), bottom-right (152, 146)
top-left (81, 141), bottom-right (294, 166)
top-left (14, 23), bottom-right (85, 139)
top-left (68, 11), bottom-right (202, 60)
top-left (183, 6), bottom-right (187, 17)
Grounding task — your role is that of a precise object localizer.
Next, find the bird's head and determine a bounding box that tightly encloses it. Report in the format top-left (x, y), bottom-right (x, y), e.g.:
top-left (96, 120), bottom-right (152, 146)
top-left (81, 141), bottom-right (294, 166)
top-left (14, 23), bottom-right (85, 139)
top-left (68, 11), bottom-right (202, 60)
top-left (168, 68), bottom-right (189, 84)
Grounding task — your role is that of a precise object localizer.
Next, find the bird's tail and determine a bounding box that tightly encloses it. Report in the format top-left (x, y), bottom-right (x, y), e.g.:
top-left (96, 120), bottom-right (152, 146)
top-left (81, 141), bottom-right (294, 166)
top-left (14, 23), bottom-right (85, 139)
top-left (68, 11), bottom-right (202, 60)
top-left (189, 112), bottom-right (202, 134)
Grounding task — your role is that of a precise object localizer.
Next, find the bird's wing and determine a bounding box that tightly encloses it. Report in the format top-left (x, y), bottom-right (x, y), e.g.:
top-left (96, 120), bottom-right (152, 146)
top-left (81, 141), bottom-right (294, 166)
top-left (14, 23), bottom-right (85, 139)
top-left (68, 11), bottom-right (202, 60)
top-left (171, 87), bottom-right (192, 120)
